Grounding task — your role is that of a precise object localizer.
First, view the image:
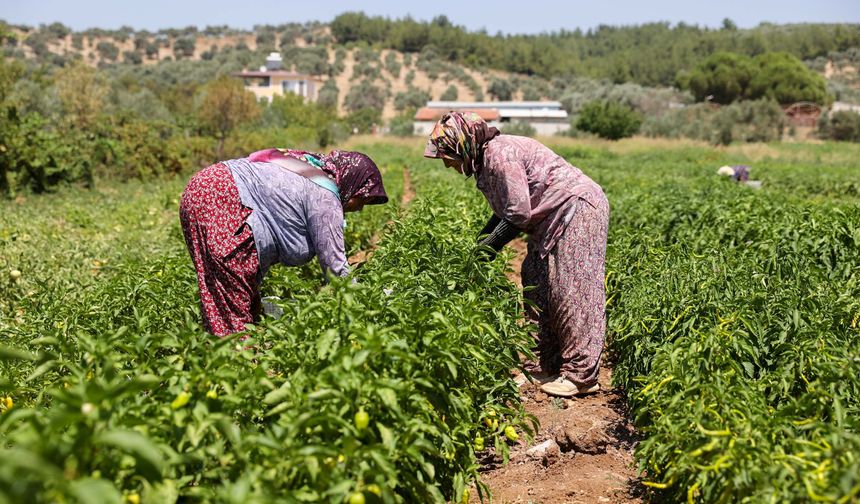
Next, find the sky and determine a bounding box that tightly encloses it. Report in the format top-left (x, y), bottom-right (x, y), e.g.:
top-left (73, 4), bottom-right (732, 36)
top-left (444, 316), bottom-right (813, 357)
top-left (2, 0), bottom-right (859, 34)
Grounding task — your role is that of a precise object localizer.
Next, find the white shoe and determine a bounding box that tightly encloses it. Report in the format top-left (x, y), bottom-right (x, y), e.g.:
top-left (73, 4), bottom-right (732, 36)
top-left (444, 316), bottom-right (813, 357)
top-left (515, 370), bottom-right (558, 387)
top-left (540, 377), bottom-right (600, 398)
top-left (527, 371), bottom-right (559, 385)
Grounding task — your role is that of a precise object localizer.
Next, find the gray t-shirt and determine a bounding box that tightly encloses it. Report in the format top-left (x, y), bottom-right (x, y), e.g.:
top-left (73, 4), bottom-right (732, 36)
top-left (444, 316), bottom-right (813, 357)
top-left (224, 158), bottom-right (348, 279)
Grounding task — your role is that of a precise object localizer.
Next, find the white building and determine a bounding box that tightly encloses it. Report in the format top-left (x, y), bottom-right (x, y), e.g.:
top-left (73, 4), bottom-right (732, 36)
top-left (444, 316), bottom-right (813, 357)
top-left (832, 101), bottom-right (860, 114)
top-left (414, 101), bottom-right (570, 136)
top-left (234, 52), bottom-right (322, 102)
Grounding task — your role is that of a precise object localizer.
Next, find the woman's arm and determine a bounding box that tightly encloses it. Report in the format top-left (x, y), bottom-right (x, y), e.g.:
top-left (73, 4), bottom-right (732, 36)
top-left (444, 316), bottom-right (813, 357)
top-left (478, 217), bottom-right (521, 253)
top-left (305, 197), bottom-right (349, 278)
top-left (483, 156), bottom-right (532, 230)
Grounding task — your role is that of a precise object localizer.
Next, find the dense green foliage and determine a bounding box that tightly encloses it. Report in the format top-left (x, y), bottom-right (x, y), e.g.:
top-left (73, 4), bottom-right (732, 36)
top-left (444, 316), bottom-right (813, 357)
top-left (2, 137), bottom-right (859, 501)
top-left (0, 54), bottom-right (352, 196)
top-left (680, 51), bottom-right (828, 105)
top-left (575, 100), bottom-right (642, 140)
top-left (642, 99), bottom-right (785, 145)
top-left (330, 12), bottom-right (860, 86)
top-left (547, 141), bottom-right (860, 502)
top-left (680, 52), bottom-right (755, 104)
top-left (818, 110), bottom-right (860, 142)
top-left (0, 146), bottom-right (535, 502)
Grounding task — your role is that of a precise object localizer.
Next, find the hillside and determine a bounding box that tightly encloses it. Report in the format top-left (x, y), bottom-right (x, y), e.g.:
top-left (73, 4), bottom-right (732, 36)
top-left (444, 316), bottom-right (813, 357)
top-left (5, 25), bottom-right (522, 119)
top-left (3, 18), bottom-right (859, 121)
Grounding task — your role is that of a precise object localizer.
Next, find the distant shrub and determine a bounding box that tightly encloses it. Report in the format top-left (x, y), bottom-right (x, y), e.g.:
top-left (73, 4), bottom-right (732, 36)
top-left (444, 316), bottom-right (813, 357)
top-left (384, 52), bottom-right (401, 78)
top-left (96, 41), bottom-right (119, 62)
top-left (488, 78), bottom-right (515, 101)
top-left (520, 83), bottom-right (542, 101)
top-left (714, 99), bottom-right (785, 144)
top-left (343, 80), bottom-right (387, 112)
top-left (331, 48), bottom-right (346, 76)
top-left (502, 120), bottom-right (537, 137)
top-left (440, 84), bottom-right (458, 101)
top-left (46, 22), bottom-right (71, 40)
top-left (25, 32), bottom-right (51, 58)
top-left (173, 37), bottom-right (196, 59)
top-left (293, 47), bottom-right (329, 76)
top-left (559, 77), bottom-right (690, 117)
top-left (394, 87), bottom-right (430, 111)
top-left (388, 112), bottom-right (416, 136)
top-left (200, 45), bottom-right (218, 61)
top-left (316, 80), bottom-right (339, 110)
top-left (351, 60), bottom-right (379, 80)
top-left (255, 31), bottom-right (276, 49)
top-left (819, 110), bottom-right (860, 142)
top-left (122, 51), bottom-right (142, 65)
top-left (642, 99), bottom-right (785, 145)
top-left (354, 46), bottom-right (380, 65)
top-left (144, 42), bottom-right (159, 59)
top-left (71, 34), bottom-right (84, 50)
top-left (345, 107), bottom-right (382, 134)
top-left (575, 100), bottom-right (642, 140)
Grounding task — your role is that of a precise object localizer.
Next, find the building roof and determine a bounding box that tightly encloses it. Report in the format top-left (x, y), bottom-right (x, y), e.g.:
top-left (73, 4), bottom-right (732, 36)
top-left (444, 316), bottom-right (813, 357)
top-left (414, 107), bottom-right (500, 121)
top-left (233, 70), bottom-right (321, 80)
top-left (498, 108), bottom-right (568, 119)
top-left (427, 100), bottom-right (564, 110)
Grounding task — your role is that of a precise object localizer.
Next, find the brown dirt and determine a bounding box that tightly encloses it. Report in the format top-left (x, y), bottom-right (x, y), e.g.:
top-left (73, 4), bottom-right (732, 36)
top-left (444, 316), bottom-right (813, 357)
top-left (471, 240), bottom-right (647, 504)
top-left (400, 167), bottom-right (415, 207)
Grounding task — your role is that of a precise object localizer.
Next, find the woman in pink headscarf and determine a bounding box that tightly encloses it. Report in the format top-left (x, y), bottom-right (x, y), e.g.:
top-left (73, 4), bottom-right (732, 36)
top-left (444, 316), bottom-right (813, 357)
top-left (180, 148), bottom-right (387, 336)
top-left (424, 112), bottom-right (609, 398)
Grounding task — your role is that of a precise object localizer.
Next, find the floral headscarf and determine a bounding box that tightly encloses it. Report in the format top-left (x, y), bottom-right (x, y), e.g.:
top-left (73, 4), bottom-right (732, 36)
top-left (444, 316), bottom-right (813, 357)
top-left (249, 148), bottom-right (388, 206)
top-left (423, 111), bottom-right (500, 177)
top-left (322, 150), bottom-right (388, 205)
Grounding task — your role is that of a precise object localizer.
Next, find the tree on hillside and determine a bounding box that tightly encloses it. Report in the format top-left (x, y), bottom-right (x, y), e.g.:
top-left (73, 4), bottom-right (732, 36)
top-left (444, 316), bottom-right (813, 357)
top-left (173, 37), bottom-right (196, 59)
top-left (488, 78), bottom-right (514, 101)
top-left (679, 52), bottom-right (755, 104)
top-left (196, 76), bottom-right (260, 158)
top-left (96, 41), bottom-right (119, 62)
top-left (343, 80), bottom-right (387, 112)
top-left (317, 80), bottom-right (339, 110)
top-left (54, 61), bottom-right (108, 131)
top-left (440, 85), bottom-right (458, 101)
top-left (819, 110), bottom-right (860, 142)
top-left (748, 52), bottom-right (829, 105)
top-left (394, 87), bottom-right (430, 111)
top-left (680, 51), bottom-right (829, 105)
top-left (0, 57), bottom-right (23, 196)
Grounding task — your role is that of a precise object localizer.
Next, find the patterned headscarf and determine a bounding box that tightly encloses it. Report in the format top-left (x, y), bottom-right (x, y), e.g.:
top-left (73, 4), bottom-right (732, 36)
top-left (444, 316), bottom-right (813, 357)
top-left (423, 111), bottom-right (500, 177)
top-left (321, 150), bottom-right (388, 205)
top-left (248, 148), bottom-right (388, 206)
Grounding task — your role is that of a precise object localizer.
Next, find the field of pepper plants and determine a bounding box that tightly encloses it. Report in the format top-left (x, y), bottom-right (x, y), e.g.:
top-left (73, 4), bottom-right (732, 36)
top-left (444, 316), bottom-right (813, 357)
top-left (1, 138), bottom-right (859, 503)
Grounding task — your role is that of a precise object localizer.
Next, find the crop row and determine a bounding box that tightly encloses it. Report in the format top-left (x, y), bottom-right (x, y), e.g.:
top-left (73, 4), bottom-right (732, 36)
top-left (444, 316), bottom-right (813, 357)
top-left (598, 152), bottom-right (860, 502)
top-left (0, 153), bottom-right (533, 503)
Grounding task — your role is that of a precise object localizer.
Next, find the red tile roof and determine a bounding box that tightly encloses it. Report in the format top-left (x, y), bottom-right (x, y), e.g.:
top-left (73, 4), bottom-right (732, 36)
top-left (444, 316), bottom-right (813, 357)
top-left (414, 107), bottom-right (500, 121)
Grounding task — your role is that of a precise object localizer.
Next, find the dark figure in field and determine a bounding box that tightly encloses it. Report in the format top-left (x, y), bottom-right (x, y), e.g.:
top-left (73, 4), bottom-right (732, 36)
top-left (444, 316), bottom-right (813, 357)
top-left (718, 165), bottom-right (750, 182)
top-left (717, 165), bottom-right (762, 189)
top-left (424, 112), bottom-right (609, 398)
top-left (179, 148), bottom-right (387, 336)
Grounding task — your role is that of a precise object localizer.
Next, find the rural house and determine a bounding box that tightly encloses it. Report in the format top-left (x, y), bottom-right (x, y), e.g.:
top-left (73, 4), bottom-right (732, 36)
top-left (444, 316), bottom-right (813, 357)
top-left (234, 52), bottom-right (322, 102)
top-left (414, 101), bottom-right (570, 135)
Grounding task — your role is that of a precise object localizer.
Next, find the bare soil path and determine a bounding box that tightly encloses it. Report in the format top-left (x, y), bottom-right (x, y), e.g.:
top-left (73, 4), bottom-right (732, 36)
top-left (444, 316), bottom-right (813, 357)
top-left (472, 239), bottom-right (646, 504)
